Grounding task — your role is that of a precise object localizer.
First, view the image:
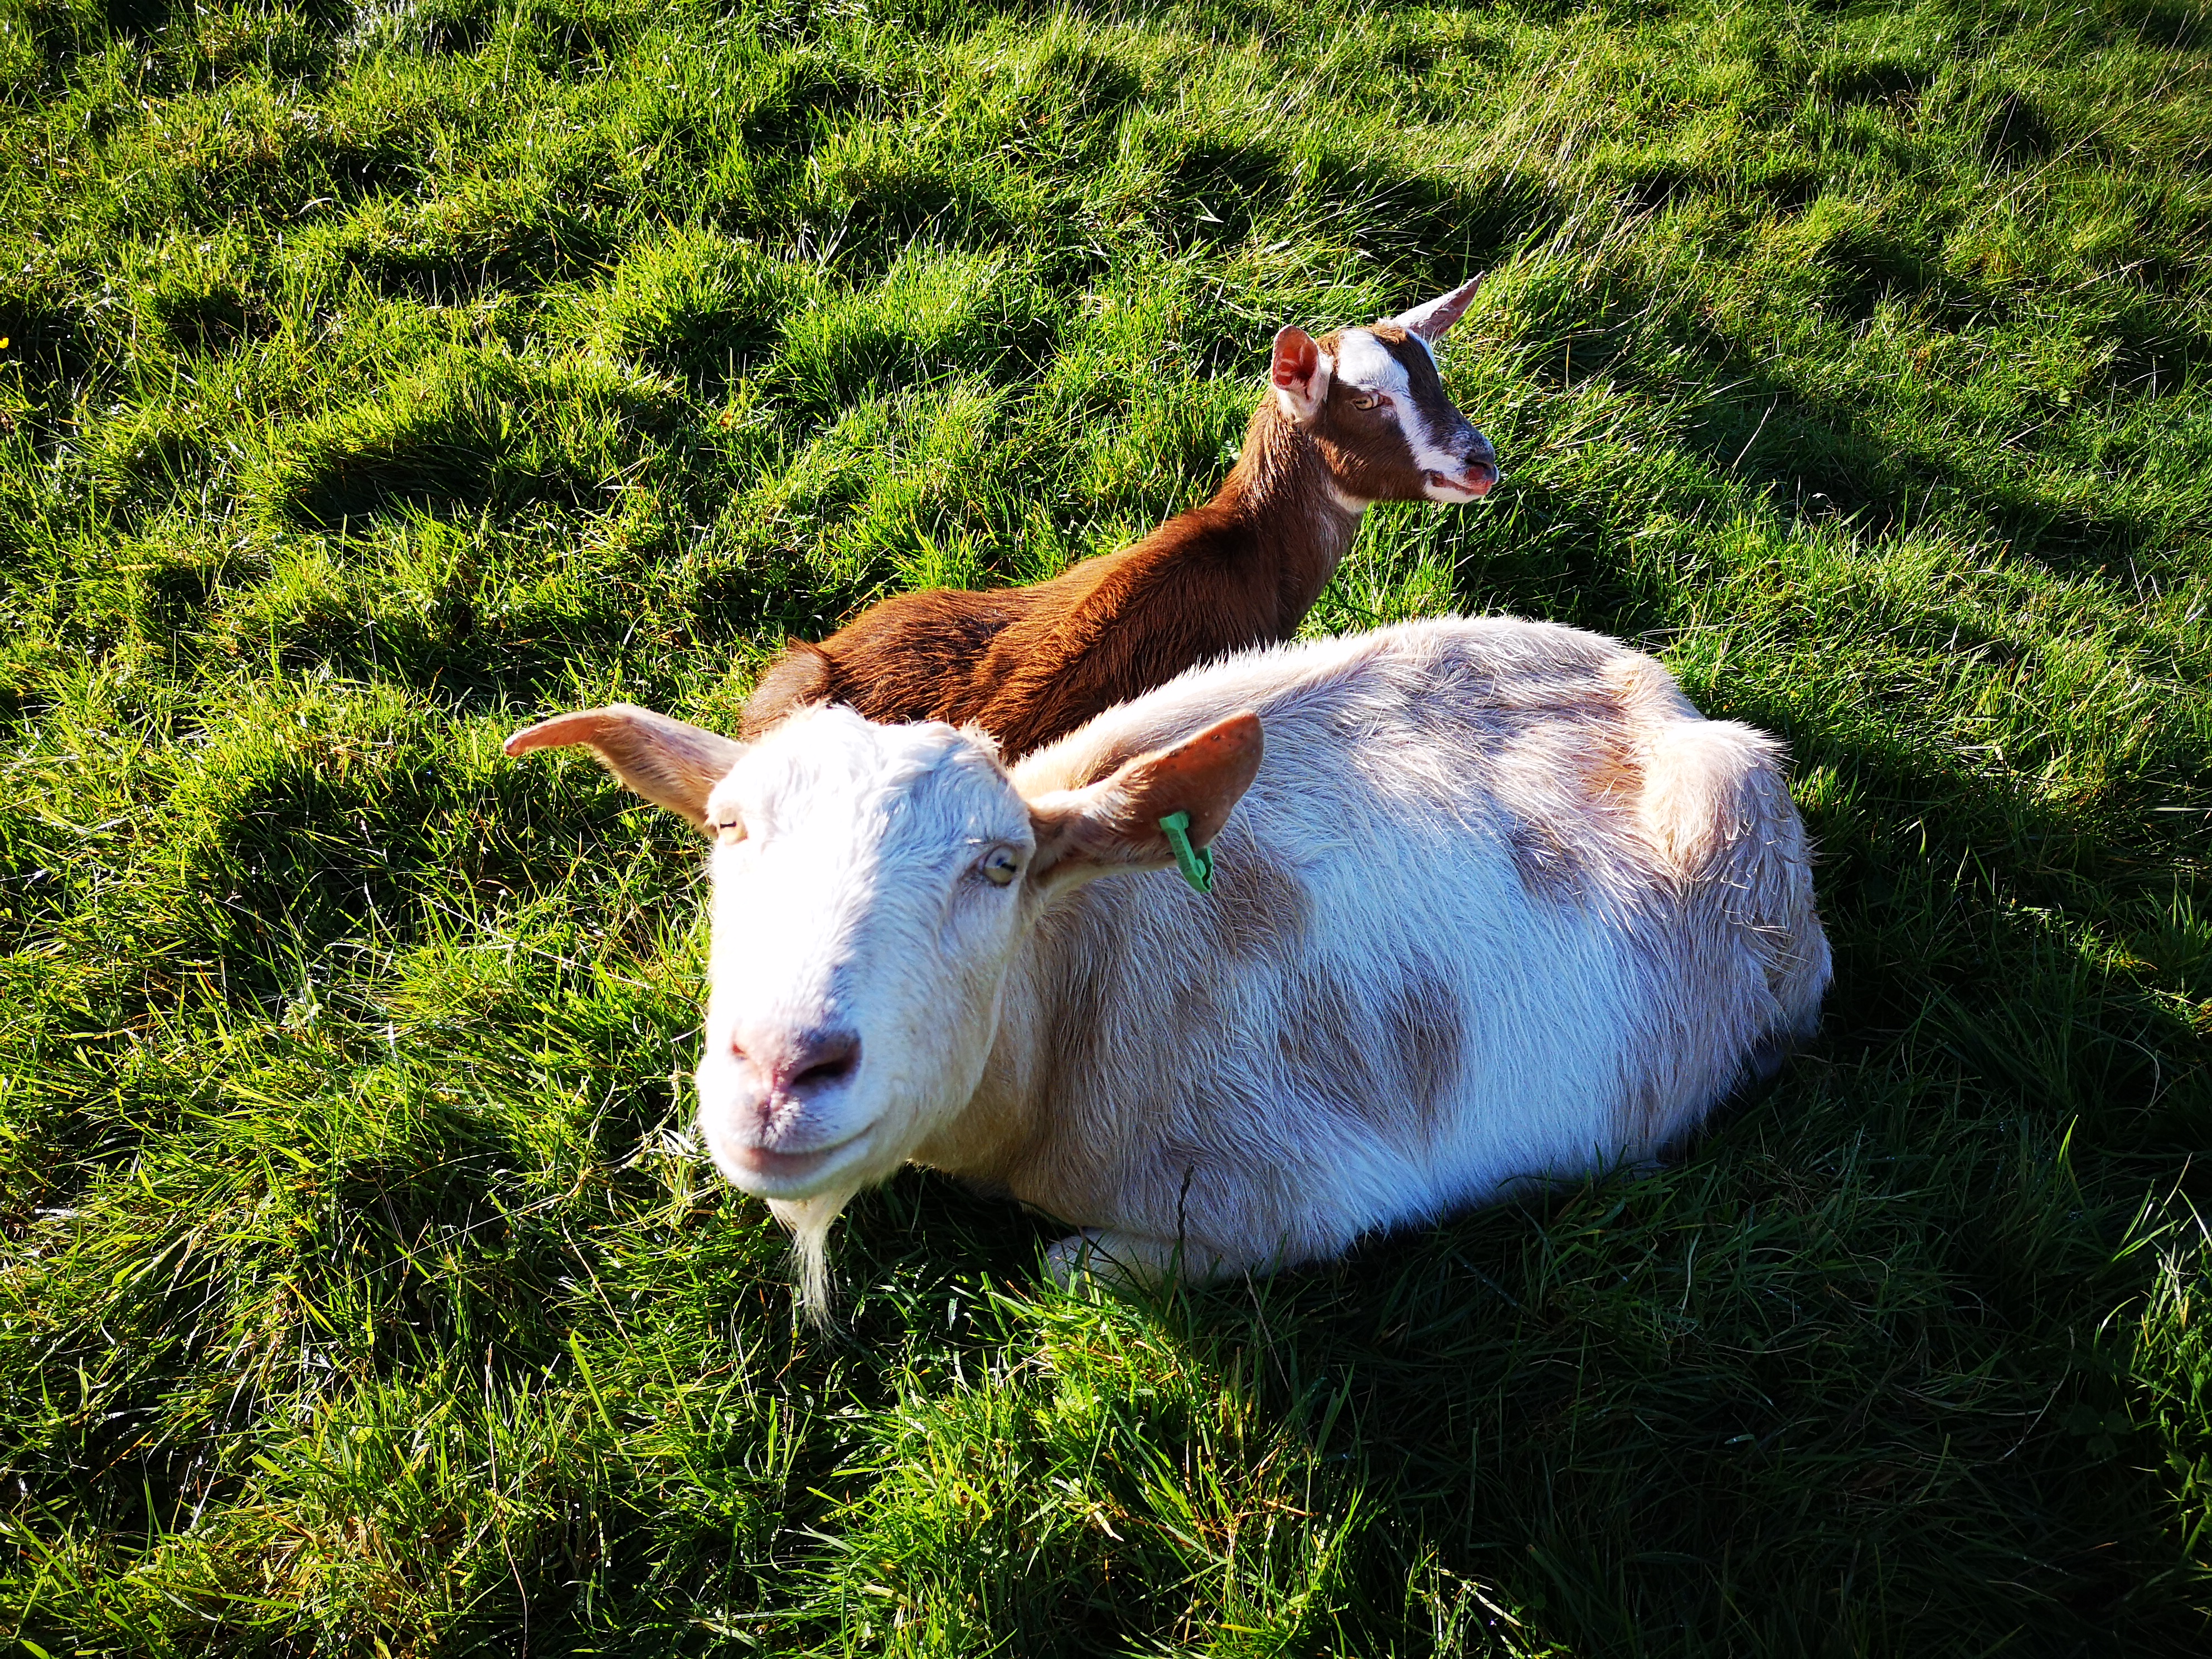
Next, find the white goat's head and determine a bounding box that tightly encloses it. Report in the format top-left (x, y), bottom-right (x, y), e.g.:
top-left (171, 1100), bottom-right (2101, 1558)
top-left (504, 701), bottom-right (1263, 1302)
top-left (1268, 274), bottom-right (1501, 503)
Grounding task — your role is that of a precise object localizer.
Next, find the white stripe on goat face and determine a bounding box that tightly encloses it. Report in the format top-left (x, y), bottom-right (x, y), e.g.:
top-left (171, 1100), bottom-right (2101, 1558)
top-left (1331, 327), bottom-right (1483, 503)
top-left (693, 709), bottom-right (1034, 1204)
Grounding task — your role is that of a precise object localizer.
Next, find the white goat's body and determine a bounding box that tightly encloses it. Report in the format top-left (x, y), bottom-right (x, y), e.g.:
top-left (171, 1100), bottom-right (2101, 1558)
top-left (507, 612), bottom-right (1830, 1301)
top-left (911, 617), bottom-right (1829, 1275)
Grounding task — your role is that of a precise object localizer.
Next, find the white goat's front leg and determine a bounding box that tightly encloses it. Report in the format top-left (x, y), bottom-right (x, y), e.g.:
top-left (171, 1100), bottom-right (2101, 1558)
top-left (1044, 1229), bottom-right (1240, 1289)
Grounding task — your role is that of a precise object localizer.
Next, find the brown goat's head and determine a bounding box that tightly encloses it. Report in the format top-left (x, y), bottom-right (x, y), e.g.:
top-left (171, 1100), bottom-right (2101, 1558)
top-left (1270, 275), bottom-right (1499, 505)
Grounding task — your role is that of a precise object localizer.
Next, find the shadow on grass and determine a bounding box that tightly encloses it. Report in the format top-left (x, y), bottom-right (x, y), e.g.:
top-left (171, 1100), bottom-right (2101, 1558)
top-left (0, 289), bottom-right (106, 434)
top-left (275, 362), bottom-right (678, 531)
top-left (1312, 156), bottom-right (1569, 296)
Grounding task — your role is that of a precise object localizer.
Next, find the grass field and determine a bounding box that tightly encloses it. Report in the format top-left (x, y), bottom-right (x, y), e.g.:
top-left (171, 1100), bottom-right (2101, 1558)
top-left (1, 0), bottom-right (2208, 1651)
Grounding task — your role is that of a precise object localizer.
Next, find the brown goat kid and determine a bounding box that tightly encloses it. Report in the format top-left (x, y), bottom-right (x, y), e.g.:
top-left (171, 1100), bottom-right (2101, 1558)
top-left (742, 278), bottom-right (1500, 759)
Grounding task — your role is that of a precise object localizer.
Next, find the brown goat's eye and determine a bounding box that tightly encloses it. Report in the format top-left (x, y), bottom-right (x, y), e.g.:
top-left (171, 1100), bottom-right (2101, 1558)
top-left (1350, 392), bottom-right (1384, 411)
top-left (981, 846), bottom-right (1020, 887)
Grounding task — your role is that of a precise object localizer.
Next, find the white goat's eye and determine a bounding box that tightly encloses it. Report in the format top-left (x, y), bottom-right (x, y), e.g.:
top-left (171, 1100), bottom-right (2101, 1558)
top-left (1350, 392), bottom-right (1384, 411)
top-left (980, 846), bottom-right (1020, 887)
top-left (712, 818), bottom-right (746, 846)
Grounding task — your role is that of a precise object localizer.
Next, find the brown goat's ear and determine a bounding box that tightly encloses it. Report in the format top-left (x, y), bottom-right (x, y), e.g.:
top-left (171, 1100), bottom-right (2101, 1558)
top-left (1269, 326), bottom-right (1331, 423)
top-left (1389, 273), bottom-right (1483, 343)
top-left (504, 704), bottom-right (744, 832)
top-left (1026, 712), bottom-right (1264, 886)
top-left (741, 643), bottom-right (833, 739)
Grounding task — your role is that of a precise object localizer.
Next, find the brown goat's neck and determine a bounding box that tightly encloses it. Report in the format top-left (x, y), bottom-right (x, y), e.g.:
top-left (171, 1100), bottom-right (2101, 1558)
top-left (1206, 399), bottom-right (1363, 611)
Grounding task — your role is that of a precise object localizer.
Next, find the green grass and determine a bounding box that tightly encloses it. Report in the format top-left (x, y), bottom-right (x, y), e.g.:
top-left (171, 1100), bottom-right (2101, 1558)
top-left (0, 0), bottom-right (2207, 1650)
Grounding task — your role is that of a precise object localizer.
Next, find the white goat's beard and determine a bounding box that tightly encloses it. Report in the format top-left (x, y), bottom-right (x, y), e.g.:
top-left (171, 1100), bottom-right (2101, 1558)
top-left (767, 1190), bottom-right (863, 1316)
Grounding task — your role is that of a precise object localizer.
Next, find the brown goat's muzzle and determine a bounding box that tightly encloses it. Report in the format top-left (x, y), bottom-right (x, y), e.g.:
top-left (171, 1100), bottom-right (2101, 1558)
top-left (1431, 461), bottom-right (1499, 498)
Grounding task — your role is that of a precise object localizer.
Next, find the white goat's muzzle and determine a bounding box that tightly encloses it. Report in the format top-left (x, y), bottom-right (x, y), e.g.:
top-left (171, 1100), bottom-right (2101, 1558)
top-left (699, 1020), bottom-right (881, 1199)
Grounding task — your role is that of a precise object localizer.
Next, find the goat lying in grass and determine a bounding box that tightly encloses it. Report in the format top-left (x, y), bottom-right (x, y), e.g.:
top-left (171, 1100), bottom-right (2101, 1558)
top-left (741, 279), bottom-right (1501, 758)
top-left (508, 617), bottom-right (1829, 1309)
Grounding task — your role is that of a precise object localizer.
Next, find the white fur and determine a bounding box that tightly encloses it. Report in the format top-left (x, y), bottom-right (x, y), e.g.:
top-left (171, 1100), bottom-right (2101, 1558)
top-left (1329, 328), bottom-right (1410, 400)
top-left (680, 618), bottom-right (1830, 1311)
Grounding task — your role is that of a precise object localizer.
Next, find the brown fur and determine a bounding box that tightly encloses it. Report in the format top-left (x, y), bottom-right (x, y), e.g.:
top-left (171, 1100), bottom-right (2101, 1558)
top-left (742, 336), bottom-right (1462, 758)
top-left (1209, 826), bottom-right (1311, 963)
top-left (1382, 955), bottom-right (1464, 1135)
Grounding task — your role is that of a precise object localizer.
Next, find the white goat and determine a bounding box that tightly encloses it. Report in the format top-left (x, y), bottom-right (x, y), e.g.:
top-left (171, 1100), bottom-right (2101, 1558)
top-left (506, 618), bottom-right (1830, 1307)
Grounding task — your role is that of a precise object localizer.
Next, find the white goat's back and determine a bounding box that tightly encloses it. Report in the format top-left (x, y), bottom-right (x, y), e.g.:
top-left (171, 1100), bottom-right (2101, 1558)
top-left (982, 617), bottom-right (1830, 1272)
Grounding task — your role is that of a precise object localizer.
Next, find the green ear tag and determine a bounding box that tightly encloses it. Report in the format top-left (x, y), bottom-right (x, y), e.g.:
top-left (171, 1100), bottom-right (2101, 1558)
top-left (1158, 811), bottom-right (1214, 895)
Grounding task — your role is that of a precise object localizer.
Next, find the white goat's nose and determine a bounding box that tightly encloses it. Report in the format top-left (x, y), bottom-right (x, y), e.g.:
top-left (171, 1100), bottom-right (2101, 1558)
top-left (733, 1025), bottom-right (862, 1106)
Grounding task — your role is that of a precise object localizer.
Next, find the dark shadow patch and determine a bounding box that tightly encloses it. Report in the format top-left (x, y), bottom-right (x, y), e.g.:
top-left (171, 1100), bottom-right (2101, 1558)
top-left (2122, 1), bottom-right (2205, 49)
top-left (1975, 487), bottom-right (2165, 573)
top-left (1815, 217), bottom-right (1935, 313)
top-left (355, 0), bottom-right (496, 57)
top-left (271, 362), bottom-right (677, 532)
top-left (240, 567), bottom-right (680, 710)
top-left (3, 0), bottom-right (172, 93)
top-left (347, 215), bottom-right (608, 305)
top-left (320, 139), bottom-right (421, 200)
top-left (0, 293), bottom-right (100, 396)
top-left (127, 546), bottom-right (242, 640)
top-left (95, 427), bottom-right (215, 530)
top-left (187, 9), bottom-right (323, 86)
top-left (1303, 156), bottom-right (1566, 294)
top-left (506, 0), bottom-right (658, 69)
top-left (768, 287), bottom-right (1057, 417)
top-left (692, 557), bottom-right (883, 648)
top-left (1443, 474), bottom-right (1652, 639)
top-left (2095, 298), bottom-right (2211, 401)
top-left (292, 0), bottom-right (362, 29)
top-left (1666, 350), bottom-right (2181, 581)
top-left (740, 59), bottom-right (872, 156)
top-left (90, 0), bottom-right (176, 37)
top-left (1745, 158), bottom-right (1822, 214)
top-left (147, 284), bottom-right (267, 356)
top-left (173, 748), bottom-right (462, 993)
top-left (1032, 40), bottom-right (1142, 130)
top-left (830, 163), bottom-right (966, 249)
top-left (285, 430), bottom-right (502, 527)
top-left (1822, 57), bottom-right (1930, 106)
top-left (1980, 89), bottom-right (2055, 170)
top-left (1612, 159), bottom-right (1695, 216)
top-left (1379, 35), bottom-right (1439, 76)
top-left (352, 252), bottom-right (517, 307)
top-left (1158, 138), bottom-right (1289, 250)
top-left (1679, 371), bottom-right (1929, 540)
top-left (630, 302), bottom-right (785, 392)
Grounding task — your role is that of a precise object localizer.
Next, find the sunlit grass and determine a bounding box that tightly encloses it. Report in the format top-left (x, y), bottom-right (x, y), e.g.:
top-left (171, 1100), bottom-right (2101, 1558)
top-left (0, 0), bottom-right (2206, 1651)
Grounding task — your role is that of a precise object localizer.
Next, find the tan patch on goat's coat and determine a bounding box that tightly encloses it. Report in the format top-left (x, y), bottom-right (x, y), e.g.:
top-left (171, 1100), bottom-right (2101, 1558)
top-left (1278, 961), bottom-right (1365, 1085)
top-left (1504, 814), bottom-right (1585, 900)
top-left (1381, 957), bottom-right (1463, 1132)
top-left (1270, 955), bottom-right (1461, 1148)
top-left (1210, 827), bottom-right (1311, 962)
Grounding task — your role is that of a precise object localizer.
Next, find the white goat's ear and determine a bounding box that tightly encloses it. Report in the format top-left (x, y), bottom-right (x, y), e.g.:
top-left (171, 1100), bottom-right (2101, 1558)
top-left (1390, 274), bottom-right (1484, 343)
top-left (1269, 326), bottom-right (1331, 423)
top-left (1027, 712), bottom-right (1264, 886)
top-left (504, 704), bottom-right (744, 833)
